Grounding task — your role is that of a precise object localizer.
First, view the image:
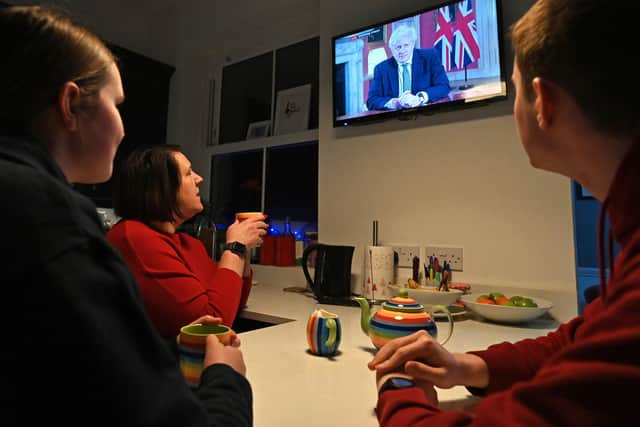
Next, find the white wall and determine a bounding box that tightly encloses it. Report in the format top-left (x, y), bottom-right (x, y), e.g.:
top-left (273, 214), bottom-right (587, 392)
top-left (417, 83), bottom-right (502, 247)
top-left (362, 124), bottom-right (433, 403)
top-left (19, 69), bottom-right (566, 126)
top-left (317, 0), bottom-right (576, 299)
top-left (9, 0), bottom-right (177, 65)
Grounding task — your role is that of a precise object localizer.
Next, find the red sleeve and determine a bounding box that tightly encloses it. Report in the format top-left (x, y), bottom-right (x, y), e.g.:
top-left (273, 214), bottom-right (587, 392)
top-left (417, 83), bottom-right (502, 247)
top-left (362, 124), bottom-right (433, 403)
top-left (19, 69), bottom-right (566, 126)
top-left (107, 221), bottom-right (244, 336)
top-left (377, 288), bottom-right (640, 426)
top-left (377, 388), bottom-right (444, 426)
top-left (239, 272), bottom-right (253, 310)
top-left (467, 316), bottom-right (583, 394)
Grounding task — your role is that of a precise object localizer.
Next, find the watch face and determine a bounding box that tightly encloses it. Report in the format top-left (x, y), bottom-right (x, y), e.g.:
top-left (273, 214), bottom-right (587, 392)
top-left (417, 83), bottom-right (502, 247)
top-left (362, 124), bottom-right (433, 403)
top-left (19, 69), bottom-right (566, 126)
top-left (379, 376), bottom-right (416, 394)
top-left (225, 241), bottom-right (246, 256)
top-left (390, 377), bottom-right (415, 388)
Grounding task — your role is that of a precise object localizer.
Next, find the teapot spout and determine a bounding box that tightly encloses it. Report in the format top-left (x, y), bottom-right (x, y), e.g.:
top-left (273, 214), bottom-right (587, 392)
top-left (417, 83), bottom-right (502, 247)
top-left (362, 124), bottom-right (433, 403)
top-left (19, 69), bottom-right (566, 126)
top-left (353, 297), bottom-right (371, 336)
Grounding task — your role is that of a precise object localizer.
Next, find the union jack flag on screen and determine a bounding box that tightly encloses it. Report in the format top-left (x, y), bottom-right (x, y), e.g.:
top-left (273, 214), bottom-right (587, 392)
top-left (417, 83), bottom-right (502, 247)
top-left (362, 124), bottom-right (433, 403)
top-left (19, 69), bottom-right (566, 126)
top-left (434, 0), bottom-right (480, 72)
top-left (434, 5), bottom-right (455, 71)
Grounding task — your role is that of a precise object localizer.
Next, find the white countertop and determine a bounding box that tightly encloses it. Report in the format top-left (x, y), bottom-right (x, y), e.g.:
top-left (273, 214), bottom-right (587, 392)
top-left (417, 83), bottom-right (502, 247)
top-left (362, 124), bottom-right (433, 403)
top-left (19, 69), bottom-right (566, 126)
top-left (238, 269), bottom-right (568, 427)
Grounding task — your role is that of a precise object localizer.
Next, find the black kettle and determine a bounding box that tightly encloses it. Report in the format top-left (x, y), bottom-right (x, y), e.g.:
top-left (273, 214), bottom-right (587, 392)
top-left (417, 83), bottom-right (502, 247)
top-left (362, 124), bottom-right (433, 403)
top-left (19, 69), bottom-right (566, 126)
top-left (302, 243), bottom-right (355, 305)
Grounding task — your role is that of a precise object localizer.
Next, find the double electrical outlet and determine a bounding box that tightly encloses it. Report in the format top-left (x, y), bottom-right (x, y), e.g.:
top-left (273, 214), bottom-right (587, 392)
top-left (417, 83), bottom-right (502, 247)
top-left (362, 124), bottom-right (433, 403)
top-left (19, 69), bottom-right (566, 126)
top-left (425, 246), bottom-right (463, 271)
top-left (392, 245), bottom-right (464, 271)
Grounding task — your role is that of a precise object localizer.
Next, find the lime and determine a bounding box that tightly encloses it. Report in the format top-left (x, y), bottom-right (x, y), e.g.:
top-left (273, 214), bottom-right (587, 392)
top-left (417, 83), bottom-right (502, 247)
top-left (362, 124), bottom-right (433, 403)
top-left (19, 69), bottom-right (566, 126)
top-left (490, 292), bottom-right (505, 301)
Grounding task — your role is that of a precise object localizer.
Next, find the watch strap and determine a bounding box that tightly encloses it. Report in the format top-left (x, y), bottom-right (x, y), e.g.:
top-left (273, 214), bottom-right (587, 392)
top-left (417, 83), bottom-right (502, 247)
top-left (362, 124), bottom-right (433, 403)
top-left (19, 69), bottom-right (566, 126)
top-left (223, 241), bottom-right (247, 256)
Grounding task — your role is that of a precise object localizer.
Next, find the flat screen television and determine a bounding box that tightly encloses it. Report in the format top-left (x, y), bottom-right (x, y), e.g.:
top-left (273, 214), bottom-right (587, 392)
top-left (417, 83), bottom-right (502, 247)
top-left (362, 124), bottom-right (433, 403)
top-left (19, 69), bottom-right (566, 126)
top-left (332, 0), bottom-right (507, 127)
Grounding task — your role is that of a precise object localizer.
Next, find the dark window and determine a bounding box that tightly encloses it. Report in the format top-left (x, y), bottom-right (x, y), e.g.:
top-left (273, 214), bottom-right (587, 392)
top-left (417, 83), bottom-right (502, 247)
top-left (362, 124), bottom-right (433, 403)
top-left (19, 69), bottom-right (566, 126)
top-left (265, 141), bottom-right (318, 230)
top-left (208, 141), bottom-right (318, 235)
top-left (209, 150), bottom-right (263, 226)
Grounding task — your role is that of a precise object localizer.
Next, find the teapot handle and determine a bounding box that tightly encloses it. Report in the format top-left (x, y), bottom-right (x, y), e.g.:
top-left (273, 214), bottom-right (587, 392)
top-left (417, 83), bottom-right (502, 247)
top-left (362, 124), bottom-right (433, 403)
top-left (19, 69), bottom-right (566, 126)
top-left (430, 304), bottom-right (454, 346)
top-left (301, 243), bottom-right (319, 292)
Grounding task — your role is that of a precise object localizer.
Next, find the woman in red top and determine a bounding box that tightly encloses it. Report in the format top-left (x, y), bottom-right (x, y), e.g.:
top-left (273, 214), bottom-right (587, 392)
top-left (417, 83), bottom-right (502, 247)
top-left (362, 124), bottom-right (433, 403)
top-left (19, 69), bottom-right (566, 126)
top-left (368, 0), bottom-right (640, 425)
top-left (108, 145), bottom-right (267, 337)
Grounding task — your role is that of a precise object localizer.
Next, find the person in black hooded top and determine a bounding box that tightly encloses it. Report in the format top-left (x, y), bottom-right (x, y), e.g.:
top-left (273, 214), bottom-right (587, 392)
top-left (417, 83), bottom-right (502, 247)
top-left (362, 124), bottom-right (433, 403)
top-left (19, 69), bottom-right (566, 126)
top-left (0, 5), bottom-right (252, 426)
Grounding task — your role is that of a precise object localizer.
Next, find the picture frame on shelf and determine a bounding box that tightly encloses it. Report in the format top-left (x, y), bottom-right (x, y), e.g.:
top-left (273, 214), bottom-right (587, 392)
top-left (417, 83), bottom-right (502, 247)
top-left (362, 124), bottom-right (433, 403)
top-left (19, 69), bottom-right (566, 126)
top-left (246, 120), bottom-right (272, 139)
top-left (273, 84), bottom-right (311, 136)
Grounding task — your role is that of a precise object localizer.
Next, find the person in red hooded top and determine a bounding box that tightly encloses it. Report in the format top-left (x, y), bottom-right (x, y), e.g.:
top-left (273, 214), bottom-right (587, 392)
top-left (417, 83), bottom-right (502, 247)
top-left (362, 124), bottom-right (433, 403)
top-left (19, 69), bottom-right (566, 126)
top-left (368, 0), bottom-right (640, 425)
top-left (108, 145), bottom-right (267, 337)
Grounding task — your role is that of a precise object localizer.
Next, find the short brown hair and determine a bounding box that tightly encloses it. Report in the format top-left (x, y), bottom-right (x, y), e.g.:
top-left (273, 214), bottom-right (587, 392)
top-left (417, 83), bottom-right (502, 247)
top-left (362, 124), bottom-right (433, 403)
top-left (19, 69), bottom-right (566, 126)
top-left (511, 0), bottom-right (640, 137)
top-left (0, 6), bottom-right (116, 134)
top-left (112, 145), bottom-right (184, 224)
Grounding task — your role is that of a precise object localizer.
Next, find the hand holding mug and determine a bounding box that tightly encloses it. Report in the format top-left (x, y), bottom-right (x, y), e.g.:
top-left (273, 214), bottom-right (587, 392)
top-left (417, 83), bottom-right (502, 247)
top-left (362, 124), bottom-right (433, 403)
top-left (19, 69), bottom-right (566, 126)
top-left (226, 212), bottom-right (268, 249)
top-left (187, 315), bottom-right (240, 346)
top-left (178, 323), bottom-right (236, 387)
top-left (204, 334), bottom-right (247, 376)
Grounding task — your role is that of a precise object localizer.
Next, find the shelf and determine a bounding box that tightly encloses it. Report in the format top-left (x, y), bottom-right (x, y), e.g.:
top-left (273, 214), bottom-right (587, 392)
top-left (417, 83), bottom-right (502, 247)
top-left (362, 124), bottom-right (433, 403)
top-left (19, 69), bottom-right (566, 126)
top-left (206, 129), bottom-right (318, 155)
top-left (219, 37), bottom-right (319, 146)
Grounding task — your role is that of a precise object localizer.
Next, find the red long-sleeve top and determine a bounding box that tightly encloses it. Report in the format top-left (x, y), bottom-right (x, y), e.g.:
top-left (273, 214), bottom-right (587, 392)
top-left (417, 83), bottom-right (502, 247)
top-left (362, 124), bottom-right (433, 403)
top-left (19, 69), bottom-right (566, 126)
top-left (377, 140), bottom-right (640, 426)
top-left (107, 220), bottom-right (252, 337)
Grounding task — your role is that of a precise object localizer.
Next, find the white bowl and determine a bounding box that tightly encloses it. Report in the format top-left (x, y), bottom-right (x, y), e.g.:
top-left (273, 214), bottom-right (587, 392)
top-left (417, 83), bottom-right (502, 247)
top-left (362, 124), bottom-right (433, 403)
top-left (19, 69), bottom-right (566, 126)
top-left (460, 294), bottom-right (553, 324)
top-left (388, 285), bottom-right (463, 307)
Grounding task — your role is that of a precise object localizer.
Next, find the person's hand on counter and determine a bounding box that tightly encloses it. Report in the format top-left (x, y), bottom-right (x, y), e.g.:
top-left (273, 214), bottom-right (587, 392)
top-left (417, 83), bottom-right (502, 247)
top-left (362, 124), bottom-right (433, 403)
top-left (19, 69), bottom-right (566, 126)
top-left (368, 330), bottom-right (489, 390)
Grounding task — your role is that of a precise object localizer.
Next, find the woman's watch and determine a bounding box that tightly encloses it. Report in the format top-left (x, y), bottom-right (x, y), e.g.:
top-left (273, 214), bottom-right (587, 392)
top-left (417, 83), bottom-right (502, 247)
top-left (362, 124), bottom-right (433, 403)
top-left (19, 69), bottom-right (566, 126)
top-left (378, 376), bottom-right (417, 394)
top-left (223, 241), bottom-right (247, 257)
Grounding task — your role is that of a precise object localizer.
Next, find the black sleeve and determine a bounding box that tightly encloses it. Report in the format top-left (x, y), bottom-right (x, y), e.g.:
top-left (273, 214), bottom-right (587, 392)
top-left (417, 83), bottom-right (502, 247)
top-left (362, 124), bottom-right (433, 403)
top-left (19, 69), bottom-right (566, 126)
top-left (166, 334), bottom-right (180, 360)
top-left (197, 364), bottom-right (254, 427)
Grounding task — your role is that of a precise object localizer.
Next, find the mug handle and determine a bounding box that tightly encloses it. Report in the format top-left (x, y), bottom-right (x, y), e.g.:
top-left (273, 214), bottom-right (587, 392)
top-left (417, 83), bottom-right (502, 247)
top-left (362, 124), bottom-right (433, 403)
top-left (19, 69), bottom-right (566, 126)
top-left (325, 318), bottom-right (336, 348)
top-left (430, 304), bottom-right (454, 346)
top-left (301, 243), bottom-right (318, 291)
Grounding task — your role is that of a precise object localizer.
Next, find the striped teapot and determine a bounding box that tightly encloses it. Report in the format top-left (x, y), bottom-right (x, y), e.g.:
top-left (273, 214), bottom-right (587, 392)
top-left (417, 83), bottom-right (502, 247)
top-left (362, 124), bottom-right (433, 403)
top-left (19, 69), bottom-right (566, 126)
top-left (354, 288), bottom-right (453, 349)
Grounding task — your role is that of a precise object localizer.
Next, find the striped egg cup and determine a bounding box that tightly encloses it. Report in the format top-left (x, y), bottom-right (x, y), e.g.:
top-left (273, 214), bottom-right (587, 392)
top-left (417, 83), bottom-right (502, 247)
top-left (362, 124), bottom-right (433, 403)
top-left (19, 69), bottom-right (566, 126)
top-left (306, 309), bottom-right (341, 356)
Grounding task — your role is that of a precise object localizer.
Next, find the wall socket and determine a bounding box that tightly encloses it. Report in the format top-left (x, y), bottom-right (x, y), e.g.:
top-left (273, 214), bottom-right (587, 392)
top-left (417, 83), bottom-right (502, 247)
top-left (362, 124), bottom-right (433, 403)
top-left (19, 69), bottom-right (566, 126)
top-left (393, 246), bottom-right (420, 268)
top-left (425, 246), bottom-right (463, 271)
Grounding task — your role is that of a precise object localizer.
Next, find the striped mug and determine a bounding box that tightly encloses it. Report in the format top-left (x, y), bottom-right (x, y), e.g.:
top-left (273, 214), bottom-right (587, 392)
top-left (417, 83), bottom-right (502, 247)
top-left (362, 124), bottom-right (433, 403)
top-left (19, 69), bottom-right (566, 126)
top-left (306, 309), bottom-right (341, 356)
top-left (178, 323), bottom-right (232, 387)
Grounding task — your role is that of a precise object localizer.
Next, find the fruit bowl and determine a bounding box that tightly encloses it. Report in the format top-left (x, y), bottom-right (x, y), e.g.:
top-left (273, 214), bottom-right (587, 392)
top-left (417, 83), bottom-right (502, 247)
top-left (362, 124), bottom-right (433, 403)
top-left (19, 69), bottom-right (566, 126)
top-left (387, 285), bottom-right (462, 307)
top-left (460, 294), bottom-right (553, 324)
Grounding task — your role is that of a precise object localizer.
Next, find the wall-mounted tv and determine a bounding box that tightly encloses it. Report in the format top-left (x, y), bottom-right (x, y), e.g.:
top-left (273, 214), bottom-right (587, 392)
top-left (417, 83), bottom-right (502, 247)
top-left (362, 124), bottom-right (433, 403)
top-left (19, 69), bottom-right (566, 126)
top-left (332, 0), bottom-right (507, 127)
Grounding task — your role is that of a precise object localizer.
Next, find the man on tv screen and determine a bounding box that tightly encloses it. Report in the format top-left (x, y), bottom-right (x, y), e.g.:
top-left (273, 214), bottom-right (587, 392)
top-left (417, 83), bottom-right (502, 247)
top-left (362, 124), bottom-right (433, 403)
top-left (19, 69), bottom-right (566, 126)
top-left (366, 25), bottom-right (451, 111)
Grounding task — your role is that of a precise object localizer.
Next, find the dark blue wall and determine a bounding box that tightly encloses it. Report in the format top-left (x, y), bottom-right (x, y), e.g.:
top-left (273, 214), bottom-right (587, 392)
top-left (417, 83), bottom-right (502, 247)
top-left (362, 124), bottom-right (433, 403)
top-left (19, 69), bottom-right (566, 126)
top-left (573, 182), bottom-right (619, 268)
top-left (574, 196), bottom-right (600, 267)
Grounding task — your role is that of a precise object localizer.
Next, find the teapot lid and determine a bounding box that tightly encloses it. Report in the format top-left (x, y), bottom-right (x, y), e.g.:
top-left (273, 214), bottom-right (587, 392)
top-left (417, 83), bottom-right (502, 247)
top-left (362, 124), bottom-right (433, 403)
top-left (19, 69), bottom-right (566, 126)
top-left (382, 289), bottom-right (424, 313)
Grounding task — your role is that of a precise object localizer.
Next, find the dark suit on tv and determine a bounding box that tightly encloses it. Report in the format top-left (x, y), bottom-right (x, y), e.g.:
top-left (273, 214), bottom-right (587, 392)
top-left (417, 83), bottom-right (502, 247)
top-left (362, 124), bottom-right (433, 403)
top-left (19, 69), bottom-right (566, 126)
top-left (366, 48), bottom-right (450, 111)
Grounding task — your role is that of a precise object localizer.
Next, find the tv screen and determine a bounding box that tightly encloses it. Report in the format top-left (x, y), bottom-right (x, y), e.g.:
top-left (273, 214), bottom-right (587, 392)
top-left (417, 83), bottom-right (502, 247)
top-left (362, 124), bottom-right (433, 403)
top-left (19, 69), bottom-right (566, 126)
top-left (332, 0), bottom-right (507, 127)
